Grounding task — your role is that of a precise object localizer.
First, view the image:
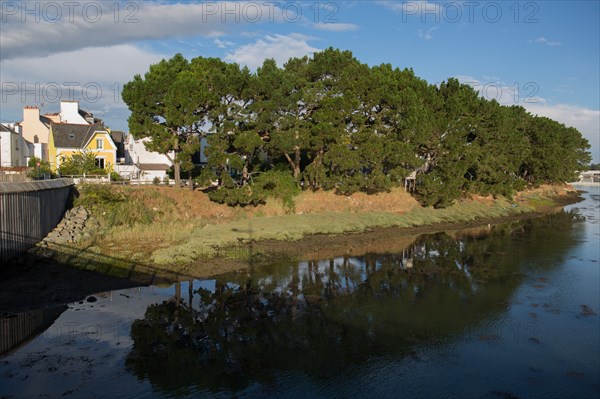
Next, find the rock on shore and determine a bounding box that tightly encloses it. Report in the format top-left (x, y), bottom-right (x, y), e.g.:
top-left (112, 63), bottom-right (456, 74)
top-left (35, 206), bottom-right (99, 250)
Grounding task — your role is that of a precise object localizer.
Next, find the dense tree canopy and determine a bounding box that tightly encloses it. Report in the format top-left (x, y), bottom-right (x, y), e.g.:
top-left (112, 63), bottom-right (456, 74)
top-left (123, 48), bottom-right (591, 207)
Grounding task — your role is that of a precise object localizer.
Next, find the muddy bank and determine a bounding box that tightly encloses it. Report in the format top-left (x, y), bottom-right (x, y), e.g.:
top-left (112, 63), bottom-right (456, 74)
top-left (190, 191), bottom-right (582, 272)
top-left (0, 256), bottom-right (141, 315)
top-left (0, 190), bottom-right (582, 314)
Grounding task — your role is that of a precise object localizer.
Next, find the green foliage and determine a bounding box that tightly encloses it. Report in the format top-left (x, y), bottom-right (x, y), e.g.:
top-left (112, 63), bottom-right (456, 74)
top-left (74, 184), bottom-right (154, 227)
top-left (208, 170), bottom-right (299, 211)
top-left (58, 150), bottom-right (107, 176)
top-left (122, 54), bottom-right (217, 188)
top-left (253, 170), bottom-right (300, 212)
top-left (110, 171), bottom-right (123, 181)
top-left (75, 184), bottom-right (126, 207)
top-left (127, 49), bottom-right (591, 207)
top-left (152, 177), bottom-right (161, 185)
top-left (195, 167), bottom-right (217, 187)
top-left (208, 184), bottom-right (264, 207)
top-left (27, 156), bottom-right (53, 179)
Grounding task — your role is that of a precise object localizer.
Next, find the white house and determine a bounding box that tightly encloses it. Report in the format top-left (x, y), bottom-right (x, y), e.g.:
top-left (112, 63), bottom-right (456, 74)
top-left (0, 123), bottom-right (30, 167)
top-left (114, 134), bottom-right (173, 181)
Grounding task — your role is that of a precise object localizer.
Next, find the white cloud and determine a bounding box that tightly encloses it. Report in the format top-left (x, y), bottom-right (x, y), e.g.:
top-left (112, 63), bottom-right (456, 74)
top-left (1, 45), bottom-right (166, 84)
top-left (214, 39), bottom-right (234, 49)
top-left (0, 1), bottom-right (287, 60)
top-left (225, 34), bottom-right (320, 69)
top-left (418, 26), bottom-right (438, 40)
top-left (312, 22), bottom-right (359, 32)
top-left (529, 37), bottom-right (562, 46)
top-left (0, 44), bottom-right (168, 130)
top-left (455, 75), bottom-right (538, 106)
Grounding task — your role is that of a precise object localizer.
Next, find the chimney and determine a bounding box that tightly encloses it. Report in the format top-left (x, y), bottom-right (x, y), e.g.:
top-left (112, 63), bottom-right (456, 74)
top-left (23, 105), bottom-right (40, 122)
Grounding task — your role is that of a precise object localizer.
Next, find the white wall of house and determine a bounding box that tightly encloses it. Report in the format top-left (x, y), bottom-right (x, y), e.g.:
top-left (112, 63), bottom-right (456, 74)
top-left (59, 101), bottom-right (89, 124)
top-left (0, 127), bottom-right (26, 167)
top-left (139, 169), bottom-right (168, 182)
top-left (114, 164), bottom-right (138, 179)
top-left (32, 143), bottom-right (46, 160)
top-left (125, 135), bottom-right (173, 166)
top-left (0, 131), bottom-right (12, 166)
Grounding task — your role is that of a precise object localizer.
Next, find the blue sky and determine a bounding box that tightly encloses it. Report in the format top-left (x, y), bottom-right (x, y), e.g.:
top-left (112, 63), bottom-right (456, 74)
top-left (1, 1), bottom-right (599, 161)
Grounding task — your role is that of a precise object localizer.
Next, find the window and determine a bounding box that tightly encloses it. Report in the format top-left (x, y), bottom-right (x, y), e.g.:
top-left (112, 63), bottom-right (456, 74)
top-left (96, 138), bottom-right (103, 149)
top-left (95, 158), bottom-right (105, 169)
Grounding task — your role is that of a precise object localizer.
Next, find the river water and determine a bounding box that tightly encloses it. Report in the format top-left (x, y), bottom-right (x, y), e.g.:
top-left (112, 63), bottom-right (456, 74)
top-left (1, 187), bottom-right (598, 399)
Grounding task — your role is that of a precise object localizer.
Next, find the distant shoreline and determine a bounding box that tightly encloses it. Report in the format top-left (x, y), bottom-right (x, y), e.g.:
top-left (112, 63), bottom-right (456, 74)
top-left (570, 182), bottom-right (600, 187)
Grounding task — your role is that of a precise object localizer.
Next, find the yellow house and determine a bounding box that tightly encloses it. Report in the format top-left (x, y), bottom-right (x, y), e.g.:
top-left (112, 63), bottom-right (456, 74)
top-left (48, 123), bottom-right (117, 171)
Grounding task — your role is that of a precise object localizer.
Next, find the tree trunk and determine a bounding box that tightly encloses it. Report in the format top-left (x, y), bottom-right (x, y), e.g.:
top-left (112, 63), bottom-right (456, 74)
top-left (294, 146), bottom-right (301, 180)
top-left (284, 148), bottom-right (301, 182)
top-left (173, 138), bottom-right (181, 188)
top-left (306, 147), bottom-right (324, 189)
top-left (242, 163), bottom-right (249, 185)
top-left (173, 161), bottom-right (181, 188)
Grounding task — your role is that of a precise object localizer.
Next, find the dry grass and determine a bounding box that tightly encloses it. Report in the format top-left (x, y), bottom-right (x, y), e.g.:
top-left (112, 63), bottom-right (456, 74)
top-left (122, 185), bottom-right (421, 221)
top-left (150, 196), bottom-right (533, 265)
top-left (294, 187), bottom-right (420, 214)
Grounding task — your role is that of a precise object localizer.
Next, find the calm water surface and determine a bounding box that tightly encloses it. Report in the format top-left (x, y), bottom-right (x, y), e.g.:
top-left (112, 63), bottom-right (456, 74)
top-left (1, 187), bottom-right (598, 399)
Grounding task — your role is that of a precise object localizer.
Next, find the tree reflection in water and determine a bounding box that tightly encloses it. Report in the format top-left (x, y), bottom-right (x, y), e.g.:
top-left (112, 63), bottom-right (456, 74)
top-left (125, 211), bottom-right (585, 396)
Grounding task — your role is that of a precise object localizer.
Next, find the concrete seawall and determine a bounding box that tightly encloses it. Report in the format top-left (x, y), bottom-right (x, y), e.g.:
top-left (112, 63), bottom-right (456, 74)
top-left (0, 179), bottom-right (74, 263)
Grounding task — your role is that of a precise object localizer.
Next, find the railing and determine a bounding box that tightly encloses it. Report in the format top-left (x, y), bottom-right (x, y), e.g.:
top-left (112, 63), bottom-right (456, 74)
top-left (59, 174), bottom-right (111, 184)
top-left (59, 175), bottom-right (190, 187)
top-left (0, 167), bottom-right (30, 183)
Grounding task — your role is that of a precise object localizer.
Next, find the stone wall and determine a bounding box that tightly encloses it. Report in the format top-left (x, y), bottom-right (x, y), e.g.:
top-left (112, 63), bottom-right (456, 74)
top-left (35, 205), bottom-right (99, 249)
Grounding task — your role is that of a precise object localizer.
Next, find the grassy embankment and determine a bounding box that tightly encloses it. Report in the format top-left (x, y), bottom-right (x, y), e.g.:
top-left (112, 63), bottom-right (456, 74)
top-left (45, 183), bottom-right (578, 278)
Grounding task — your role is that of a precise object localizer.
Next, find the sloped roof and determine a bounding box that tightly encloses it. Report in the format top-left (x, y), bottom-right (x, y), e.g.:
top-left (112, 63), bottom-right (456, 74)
top-left (110, 131), bottom-right (126, 158)
top-left (110, 130), bottom-right (124, 144)
top-left (78, 108), bottom-right (102, 123)
top-left (138, 163), bottom-right (170, 171)
top-left (52, 122), bottom-right (107, 148)
top-left (0, 123), bottom-right (14, 133)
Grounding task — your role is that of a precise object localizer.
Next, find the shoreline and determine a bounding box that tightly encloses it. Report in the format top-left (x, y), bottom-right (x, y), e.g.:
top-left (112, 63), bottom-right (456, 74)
top-left (0, 187), bottom-right (584, 314)
top-left (146, 185), bottom-right (580, 266)
top-left (186, 190), bottom-right (582, 274)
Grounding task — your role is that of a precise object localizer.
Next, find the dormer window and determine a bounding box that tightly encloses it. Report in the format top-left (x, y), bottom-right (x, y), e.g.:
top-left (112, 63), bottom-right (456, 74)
top-left (69, 134), bottom-right (75, 139)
